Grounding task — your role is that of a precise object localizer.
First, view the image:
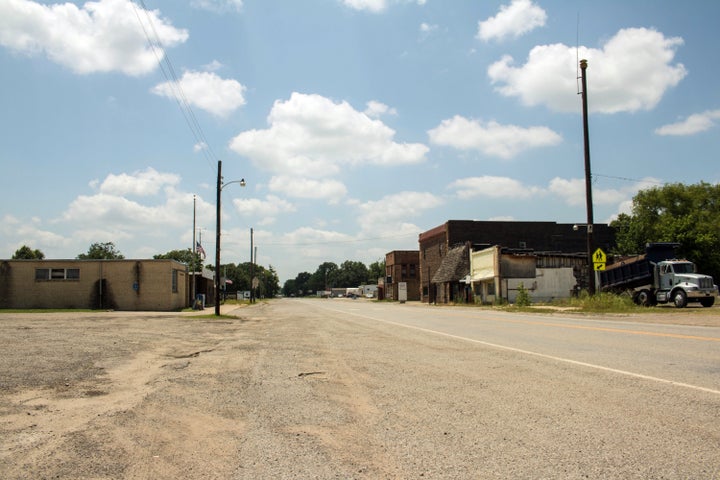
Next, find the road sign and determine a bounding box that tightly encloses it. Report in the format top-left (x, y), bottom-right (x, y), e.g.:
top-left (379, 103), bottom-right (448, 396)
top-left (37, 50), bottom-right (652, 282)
top-left (592, 248), bottom-right (606, 271)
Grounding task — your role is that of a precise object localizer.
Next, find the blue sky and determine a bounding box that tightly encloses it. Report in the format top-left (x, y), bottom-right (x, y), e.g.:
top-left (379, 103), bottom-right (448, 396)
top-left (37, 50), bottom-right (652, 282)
top-left (1, 0), bottom-right (719, 282)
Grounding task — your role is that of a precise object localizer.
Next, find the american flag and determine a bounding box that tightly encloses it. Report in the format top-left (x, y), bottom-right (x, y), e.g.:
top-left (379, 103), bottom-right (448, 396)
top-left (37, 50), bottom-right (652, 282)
top-left (196, 241), bottom-right (206, 259)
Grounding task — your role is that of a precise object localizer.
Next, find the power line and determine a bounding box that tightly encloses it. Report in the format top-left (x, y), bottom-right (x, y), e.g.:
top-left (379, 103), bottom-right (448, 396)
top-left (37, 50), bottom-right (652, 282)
top-left (593, 173), bottom-right (666, 186)
top-left (131, 0), bottom-right (218, 174)
top-left (259, 231), bottom-right (420, 247)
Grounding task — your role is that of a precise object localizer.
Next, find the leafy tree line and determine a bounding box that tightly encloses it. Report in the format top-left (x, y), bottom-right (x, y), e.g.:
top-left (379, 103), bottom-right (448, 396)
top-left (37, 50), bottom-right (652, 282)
top-left (283, 259), bottom-right (385, 297)
top-left (12, 241), bottom-right (124, 260)
top-left (610, 182), bottom-right (720, 282)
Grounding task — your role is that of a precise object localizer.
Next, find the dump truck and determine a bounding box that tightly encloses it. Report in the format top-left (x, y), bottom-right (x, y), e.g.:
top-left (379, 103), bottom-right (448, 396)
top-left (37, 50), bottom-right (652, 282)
top-left (598, 243), bottom-right (718, 308)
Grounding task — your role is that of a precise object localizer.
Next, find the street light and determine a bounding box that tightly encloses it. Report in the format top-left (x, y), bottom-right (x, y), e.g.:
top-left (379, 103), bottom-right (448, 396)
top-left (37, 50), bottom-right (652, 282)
top-left (215, 159), bottom-right (245, 316)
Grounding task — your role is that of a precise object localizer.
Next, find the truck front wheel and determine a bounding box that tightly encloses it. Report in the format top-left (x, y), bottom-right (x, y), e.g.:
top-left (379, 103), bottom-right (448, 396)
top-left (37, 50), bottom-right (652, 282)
top-left (672, 290), bottom-right (687, 308)
top-left (700, 297), bottom-right (715, 308)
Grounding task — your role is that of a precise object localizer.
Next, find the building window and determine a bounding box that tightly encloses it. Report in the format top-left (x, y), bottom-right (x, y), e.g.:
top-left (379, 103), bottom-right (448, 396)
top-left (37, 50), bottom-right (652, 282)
top-left (409, 264), bottom-right (416, 278)
top-left (35, 268), bottom-right (80, 281)
top-left (172, 269), bottom-right (179, 293)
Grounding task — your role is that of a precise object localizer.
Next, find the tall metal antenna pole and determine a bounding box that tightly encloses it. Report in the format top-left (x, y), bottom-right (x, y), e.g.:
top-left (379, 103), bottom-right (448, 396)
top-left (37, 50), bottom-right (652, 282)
top-left (580, 59), bottom-right (595, 294)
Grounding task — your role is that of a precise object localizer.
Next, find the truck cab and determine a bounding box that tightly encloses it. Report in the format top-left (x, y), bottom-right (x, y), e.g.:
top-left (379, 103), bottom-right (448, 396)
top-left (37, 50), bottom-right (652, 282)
top-left (654, 260), bottom-right (718, 308)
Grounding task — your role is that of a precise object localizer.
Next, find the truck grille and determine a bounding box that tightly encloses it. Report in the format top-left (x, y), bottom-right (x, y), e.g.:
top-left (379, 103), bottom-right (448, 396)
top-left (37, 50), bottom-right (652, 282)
top-left (699, 277), bottom-right (714, 289)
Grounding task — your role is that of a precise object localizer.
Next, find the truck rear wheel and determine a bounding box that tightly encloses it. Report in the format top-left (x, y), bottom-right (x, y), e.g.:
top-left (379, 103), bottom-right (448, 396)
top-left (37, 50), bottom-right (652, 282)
top-left (700, 297), bottom-right (715, 308)
top-left (672, 290), bottom-right (687, 308)
top-left (634, 290), bottom-right (653, 307)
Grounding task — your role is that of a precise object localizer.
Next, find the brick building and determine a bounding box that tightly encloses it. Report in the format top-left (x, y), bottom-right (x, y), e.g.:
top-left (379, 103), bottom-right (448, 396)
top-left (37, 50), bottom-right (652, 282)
top-left (0, 259), bottom-right (189, 311)
top-left (418, 220), bottom-right (616, 303)
top-left (384, 250), bottom-right (421, 301)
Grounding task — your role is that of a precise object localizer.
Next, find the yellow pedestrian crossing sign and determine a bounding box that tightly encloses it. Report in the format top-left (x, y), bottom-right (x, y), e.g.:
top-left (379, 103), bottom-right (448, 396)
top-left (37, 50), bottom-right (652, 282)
top-left (593, 248), bottom-right (606, 271)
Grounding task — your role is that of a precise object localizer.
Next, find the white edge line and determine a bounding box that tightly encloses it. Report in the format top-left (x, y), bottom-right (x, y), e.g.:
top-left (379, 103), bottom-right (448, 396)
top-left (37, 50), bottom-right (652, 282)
top-left (316, 303), bottom-right (720, 397)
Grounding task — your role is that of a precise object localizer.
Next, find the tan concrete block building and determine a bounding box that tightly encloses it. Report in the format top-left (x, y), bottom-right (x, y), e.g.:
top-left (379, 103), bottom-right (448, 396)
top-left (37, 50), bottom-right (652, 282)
top-left (0, 259), bottom-right (188, 311)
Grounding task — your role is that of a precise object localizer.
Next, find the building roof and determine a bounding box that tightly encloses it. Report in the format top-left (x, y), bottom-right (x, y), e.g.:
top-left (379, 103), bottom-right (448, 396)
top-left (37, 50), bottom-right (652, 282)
top-left (432, 244), bottom-right (469, 283)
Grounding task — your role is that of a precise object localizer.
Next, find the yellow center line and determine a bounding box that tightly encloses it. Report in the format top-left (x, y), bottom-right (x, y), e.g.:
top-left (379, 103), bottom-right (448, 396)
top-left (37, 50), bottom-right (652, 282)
top-left (476, 316), bottom-right (720, 342)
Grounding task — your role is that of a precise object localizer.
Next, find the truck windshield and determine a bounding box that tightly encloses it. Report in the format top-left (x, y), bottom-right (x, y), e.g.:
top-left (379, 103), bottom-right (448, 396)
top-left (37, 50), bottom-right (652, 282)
top-left (672, 263), bottom-right (695, 274)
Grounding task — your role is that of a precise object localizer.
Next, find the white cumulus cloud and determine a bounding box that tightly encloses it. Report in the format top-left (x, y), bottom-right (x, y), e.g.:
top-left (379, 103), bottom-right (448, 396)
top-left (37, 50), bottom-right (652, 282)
top-left (548, 177), bottom-right (652, 208)
top-left (428, 115), bottom-right (562, 159)
top-left (191, 0), bottom-right (243, 13)
top-left (488, 27), bottom-right (687, 113)
top-left (449, 176), bottom-right (541, 199)
top-left (268, 176), bottom-right (348, 203)
top-left (229, 92), bottom-right (428, 177)
top-left (62, 169), bottom-right (199, 232)
top-left (341, 0), bottom-right (388, 12)
top-left (364, 100), bottom-right (397, 118)
top-left (95, 168), bottom-right (181, 197)
top-left (655, 109), bottom-right (720, 136)
top-left (152, 70), bottom-right (247, 117)
top-left (477, 0), bottom-right (547, 42)
top-left (356, 191), bottom-right (443, 236)
top-left (233, 195), bottom-right (295, 216)
top-left (0, 0), bottom-right (188, 76)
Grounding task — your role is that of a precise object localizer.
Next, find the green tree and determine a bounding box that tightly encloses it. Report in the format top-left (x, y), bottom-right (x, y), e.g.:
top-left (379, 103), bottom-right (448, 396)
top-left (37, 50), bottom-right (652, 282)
top-left (291, 272), bottom-right (312, 296)
top-left (367, 259), bottom-right (385, 283)
top-left (77, 242), bottom-right (125, 260)
top-left (12, 245), bottom-right (45, 259)
top-left (259, 265), bottom-right (280, 298)
top-left (221, 262), bottom-right (280, 299)
top-left (282, 278), bottom-right (297, 297)
top-left (610, 182), bottom-right (720, 280)
top-left (154, 248), bottom-right (202, 271)
top-left (309, 262), bottom-right (338, 292)
top-left (335, 260), bottom-right (369, 287)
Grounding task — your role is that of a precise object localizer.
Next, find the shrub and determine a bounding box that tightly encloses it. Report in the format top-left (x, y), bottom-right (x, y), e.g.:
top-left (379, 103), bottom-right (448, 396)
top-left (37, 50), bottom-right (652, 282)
top-left (515, 283), bottom-right (532, 307)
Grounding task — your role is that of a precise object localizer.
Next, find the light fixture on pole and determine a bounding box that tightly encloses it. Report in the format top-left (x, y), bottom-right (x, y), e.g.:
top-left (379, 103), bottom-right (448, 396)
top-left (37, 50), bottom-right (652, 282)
top-left (215, 159), bottom-right (246, 316)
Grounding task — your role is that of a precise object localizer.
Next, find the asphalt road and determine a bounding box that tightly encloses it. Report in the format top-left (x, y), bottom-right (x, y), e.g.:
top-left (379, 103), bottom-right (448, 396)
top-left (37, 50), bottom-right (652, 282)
top-left (310, 299), bottom-right (720, 395)
top-left (232, 298), bottom-right (720, 479)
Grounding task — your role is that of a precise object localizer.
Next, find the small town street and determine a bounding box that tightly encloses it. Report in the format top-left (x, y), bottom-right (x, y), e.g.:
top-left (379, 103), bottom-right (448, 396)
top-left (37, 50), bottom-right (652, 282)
top-left (1, 299), bottom-right (719, 479)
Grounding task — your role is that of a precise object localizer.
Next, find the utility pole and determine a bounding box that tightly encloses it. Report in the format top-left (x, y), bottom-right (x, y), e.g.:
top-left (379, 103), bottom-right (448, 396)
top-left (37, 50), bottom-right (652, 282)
top-left (192, 195), bottom-right (197, 307)
top-left (215, 160), bottom-right (222, 315)
top-left (250, 227), bottom-right (254, 303)
top-left (580, 59), bottom-right (595, 294)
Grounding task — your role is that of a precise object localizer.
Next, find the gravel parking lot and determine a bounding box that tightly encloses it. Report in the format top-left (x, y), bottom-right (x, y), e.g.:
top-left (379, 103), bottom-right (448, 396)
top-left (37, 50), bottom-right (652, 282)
top-left (1, 300), bottom-right (719, 479)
